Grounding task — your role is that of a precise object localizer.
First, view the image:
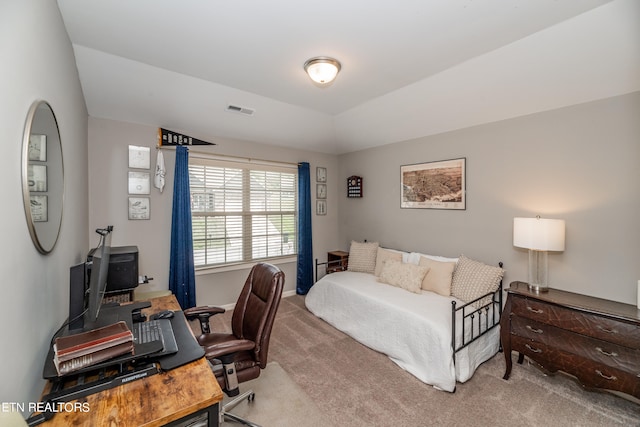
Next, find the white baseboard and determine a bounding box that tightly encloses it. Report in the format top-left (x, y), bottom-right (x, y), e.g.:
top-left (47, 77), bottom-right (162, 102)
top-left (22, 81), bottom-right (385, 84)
top-left (282, 289), bottom-right (297, 298)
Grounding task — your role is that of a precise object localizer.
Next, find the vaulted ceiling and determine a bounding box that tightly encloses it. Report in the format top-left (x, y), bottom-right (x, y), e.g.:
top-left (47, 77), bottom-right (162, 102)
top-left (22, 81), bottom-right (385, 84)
top-left (57, 0), bottom-right (639, 154)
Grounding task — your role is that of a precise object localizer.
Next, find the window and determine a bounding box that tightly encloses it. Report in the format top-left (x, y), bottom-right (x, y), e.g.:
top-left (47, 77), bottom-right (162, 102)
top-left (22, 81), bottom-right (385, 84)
top-left (189, 156), bottom-right (297, 268)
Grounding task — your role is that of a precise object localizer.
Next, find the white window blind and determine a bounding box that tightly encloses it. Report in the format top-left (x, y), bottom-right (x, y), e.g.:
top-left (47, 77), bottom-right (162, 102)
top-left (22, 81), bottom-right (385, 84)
top-left (189, 156), bottom-right (297, 268)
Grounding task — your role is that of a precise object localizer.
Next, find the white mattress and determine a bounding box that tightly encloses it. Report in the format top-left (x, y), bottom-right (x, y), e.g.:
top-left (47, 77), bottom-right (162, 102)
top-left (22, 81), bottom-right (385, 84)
top-left (305, 271), bottom-right (499, 392)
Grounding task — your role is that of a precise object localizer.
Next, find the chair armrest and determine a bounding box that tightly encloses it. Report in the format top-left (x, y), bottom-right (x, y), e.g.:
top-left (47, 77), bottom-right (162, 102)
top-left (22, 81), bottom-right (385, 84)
top-left (184, 306), bottom-right (226, 334)
top-left (184, 306), bottom-right (225, 318)
top-left (207, 339), bottom-right (256, 360)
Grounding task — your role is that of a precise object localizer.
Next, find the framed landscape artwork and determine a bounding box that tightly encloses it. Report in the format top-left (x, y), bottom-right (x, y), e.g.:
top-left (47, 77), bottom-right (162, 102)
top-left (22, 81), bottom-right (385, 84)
top-left (400, 158), bottom-right (466, 210)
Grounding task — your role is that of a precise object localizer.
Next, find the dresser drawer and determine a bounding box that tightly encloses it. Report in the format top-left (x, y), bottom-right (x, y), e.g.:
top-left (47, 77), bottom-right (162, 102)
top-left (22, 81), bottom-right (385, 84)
top-left (556, 350), bottom-right (640, 399)
top-left (510, 316), bottom-right (550, 345)
top-left (511, 296), bottom-right (640, 348)
top-left (547, 327), bottom-right (640, 374)
top-left (510, 335), bottom-right (561, 373)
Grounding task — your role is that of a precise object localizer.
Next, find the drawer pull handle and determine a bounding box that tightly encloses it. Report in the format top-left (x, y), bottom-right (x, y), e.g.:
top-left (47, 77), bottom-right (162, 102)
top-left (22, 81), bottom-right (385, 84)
top-left (595, 347), bottom-right (618, 358)
top-left (595, 370), bottom-right (617, 381)
top-left (525, 344), bottom-right (542, 353)
top-left (596, 325), bottom-right (618, 335)
top-left (526, 306), bottom-right (543, 314)
top-left (525, 325), bottom-right (544, 334)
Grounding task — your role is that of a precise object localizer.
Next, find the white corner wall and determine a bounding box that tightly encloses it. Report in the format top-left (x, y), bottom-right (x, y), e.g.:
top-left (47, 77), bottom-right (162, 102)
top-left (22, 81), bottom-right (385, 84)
top-left (0, 1), bottom-right (88, 415)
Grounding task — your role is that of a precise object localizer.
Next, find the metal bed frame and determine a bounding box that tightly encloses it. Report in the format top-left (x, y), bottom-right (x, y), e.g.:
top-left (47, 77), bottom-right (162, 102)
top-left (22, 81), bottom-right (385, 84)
top-left (314, 258), bottom-right (347, 282)
top-left (451, 262), bottom-right (504, 366)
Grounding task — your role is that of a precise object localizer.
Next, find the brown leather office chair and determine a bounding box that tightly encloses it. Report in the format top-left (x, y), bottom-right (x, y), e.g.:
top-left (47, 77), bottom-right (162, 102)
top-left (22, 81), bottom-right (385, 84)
top-left (184, 263), bottom-right (284, 427)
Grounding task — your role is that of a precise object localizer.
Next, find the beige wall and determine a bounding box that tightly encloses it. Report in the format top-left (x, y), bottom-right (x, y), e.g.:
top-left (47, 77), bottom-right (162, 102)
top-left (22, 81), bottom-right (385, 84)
top-left (0, 1), bottom-right (88, 411)
top-left (88, 118), bottom-right (340, 306)
top-left (337, 92), bottom-right (640, 304)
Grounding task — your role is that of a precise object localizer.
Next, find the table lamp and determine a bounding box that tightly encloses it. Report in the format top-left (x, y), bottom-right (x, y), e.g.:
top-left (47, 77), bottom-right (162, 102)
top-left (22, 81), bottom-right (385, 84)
top-left (513, 216), bottom-right (565, 293)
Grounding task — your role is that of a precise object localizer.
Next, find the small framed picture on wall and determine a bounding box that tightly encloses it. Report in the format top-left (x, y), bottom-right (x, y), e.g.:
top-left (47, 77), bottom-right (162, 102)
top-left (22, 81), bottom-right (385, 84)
top-left (316, 183), bottom-right (327, 199)
top-left (128, 145), bottom-right (151, 169)
top-left (128, 197), bottom-right (150, 220)
top-left (316, 167), bottom-right (327, 183)
top-left (128, 171), bottom-right (150, 194)
top-left (316, 199), bottom-right (327, 215)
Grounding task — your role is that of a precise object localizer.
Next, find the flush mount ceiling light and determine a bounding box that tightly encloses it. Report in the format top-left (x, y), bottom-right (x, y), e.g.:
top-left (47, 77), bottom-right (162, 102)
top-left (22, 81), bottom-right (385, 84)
top-left (303, 56), bottom-right (341, 85)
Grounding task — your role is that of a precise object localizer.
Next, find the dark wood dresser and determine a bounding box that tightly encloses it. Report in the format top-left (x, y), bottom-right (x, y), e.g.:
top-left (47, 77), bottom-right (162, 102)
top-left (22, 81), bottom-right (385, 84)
top-left (501, 281), bottom-right (640, 400)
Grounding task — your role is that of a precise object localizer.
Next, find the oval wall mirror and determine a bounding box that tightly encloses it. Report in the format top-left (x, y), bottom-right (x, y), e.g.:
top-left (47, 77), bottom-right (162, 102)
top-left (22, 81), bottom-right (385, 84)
top-left (22, 100), bottom-right (64, 254)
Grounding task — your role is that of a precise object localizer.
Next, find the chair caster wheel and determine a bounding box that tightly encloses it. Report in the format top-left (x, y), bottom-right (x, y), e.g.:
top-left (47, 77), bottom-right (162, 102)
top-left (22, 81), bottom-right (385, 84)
top-left (248, 392), bottom-right (255, 402)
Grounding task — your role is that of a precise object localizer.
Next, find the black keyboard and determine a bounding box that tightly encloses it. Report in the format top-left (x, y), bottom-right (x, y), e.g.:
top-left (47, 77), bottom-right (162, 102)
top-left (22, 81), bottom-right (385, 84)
top-left (132, 319), bottom-right (179, 356)
top-left (135, 319), bottom-right (162, 343)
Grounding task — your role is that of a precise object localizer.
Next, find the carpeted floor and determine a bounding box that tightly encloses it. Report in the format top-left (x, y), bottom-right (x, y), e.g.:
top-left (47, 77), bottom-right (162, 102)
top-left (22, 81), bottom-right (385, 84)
top-left (206, 295), bottom-right (640, 427)
top-left (219, 362), bottom-right (330, 427)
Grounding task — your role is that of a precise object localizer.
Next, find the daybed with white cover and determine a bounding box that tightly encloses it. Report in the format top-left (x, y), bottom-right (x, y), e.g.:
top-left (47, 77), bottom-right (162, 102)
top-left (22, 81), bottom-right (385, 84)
top-left (305, 242), bottom-right (504, 392)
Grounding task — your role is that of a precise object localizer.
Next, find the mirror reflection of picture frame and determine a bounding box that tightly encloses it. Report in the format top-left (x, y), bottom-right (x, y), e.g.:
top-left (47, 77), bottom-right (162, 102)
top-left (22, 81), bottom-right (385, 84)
top-left (128, 171), bottom-right (150, 194)
top-left (28, 164), bottom-right (47, 192)
top-left (316, 199), bottom-right (327, 215)
top-left (316, 166), bottom-right (327, 182)
top-left (128, 145), bottom-right (151, 169)
top-left (316, 183), bottom-right (327, 199)
top-left (128, 197), bottom-right (150, 220)
top-left (30, 195), bottom-right (48, 222)
top-left (28, 134), bottom-right (47, 161)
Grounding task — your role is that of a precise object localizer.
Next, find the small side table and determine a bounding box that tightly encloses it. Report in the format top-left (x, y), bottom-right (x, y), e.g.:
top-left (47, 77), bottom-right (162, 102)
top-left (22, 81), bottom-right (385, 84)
top-left (315, 250), bottom-right (349, 282)
top-left (327, 250), bottom-right (349, 274)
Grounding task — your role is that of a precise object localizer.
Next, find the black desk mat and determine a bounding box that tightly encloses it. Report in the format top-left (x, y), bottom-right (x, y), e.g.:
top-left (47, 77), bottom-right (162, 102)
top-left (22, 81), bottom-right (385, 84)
top-left (43, 304), bottom-right (204, 379)
top-left (155, 310), bottom-right (205, 371)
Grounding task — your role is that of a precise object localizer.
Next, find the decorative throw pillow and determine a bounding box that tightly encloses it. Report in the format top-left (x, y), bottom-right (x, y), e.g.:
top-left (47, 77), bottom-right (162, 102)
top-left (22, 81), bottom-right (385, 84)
top-left (378, 259), bottom-right (430, 294)
top-left (374, 248), bottom-right (403, 276)
top-left (451, 255), bottom-right (504, 307)
top-left (407, 252), bottom-right (458, 265)
top-left (418, 257), bottom-right (457, 296)
top-left (347, 241), bottom-right (379, 274)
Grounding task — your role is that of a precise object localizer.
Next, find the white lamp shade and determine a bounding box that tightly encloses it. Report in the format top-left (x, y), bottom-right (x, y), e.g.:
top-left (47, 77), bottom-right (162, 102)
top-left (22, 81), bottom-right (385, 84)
top-left (304, 57), bottom-right (341, 84)
top-left (513, 217), bottom-right (565, 251)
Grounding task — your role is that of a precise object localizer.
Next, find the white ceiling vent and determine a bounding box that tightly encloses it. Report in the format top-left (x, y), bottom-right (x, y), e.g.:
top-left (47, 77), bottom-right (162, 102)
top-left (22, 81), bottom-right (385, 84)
top-left (226, 104), bottom-right (255, 116)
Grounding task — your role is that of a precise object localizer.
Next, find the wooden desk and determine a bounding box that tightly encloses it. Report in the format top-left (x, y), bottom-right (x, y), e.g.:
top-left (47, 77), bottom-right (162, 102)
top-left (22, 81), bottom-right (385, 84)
top-left (40, 295), bottom-right (224, 426)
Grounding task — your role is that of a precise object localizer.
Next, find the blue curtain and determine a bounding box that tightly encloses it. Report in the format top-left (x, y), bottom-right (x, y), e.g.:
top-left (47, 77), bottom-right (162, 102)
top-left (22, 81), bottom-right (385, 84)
top-left (296, 162), bottom-right (313, 294)
top-left (169, 146), bottom-right (197, 309)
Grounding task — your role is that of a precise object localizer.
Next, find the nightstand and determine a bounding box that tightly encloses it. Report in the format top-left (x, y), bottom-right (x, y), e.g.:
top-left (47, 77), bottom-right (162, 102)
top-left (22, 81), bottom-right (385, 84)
top-left (500, 281), bottom-right (640, 400)
top-left (327, 250), bottom-right (349, 274)
top-left (315, 251), bottom-right (349, 282)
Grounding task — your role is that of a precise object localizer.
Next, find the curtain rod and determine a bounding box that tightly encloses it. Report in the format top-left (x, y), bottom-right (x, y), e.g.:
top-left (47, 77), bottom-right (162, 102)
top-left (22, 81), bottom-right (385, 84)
top-left (158, 145), bottom-right (299, 169)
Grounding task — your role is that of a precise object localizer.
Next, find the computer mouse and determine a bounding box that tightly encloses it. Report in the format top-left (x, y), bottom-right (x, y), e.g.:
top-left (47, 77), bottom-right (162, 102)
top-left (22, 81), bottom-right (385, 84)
top-left (151, 310), bottom-right (174, 320)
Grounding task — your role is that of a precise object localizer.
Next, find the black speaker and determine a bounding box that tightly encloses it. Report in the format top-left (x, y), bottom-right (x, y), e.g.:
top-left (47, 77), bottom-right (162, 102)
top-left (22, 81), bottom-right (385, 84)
top-left (69, 263), bottom-right (87, 332)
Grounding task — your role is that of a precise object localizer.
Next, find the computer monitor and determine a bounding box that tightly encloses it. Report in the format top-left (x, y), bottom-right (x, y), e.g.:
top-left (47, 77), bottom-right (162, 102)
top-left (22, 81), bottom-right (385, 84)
top-left (87, 226), bottom-right (113, 323)
top-left (68, 226), bottom-right (113, 332)
top-left (68, 262), bottom-right (88, 332)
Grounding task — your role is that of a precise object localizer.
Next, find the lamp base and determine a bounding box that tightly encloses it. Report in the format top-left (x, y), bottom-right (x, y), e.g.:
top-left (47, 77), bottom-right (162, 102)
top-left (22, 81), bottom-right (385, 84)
top-left (526, 283), bottom-right (549, 293)
top-left (527, 249), bottom-right (550, 292)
